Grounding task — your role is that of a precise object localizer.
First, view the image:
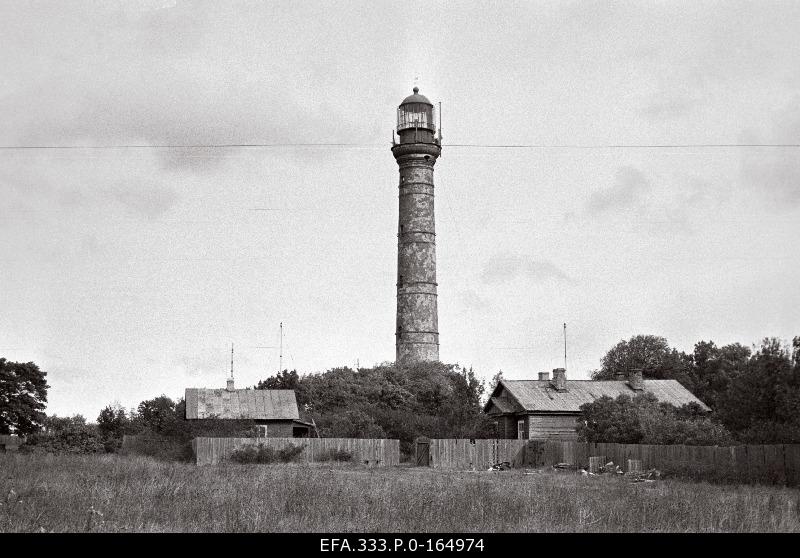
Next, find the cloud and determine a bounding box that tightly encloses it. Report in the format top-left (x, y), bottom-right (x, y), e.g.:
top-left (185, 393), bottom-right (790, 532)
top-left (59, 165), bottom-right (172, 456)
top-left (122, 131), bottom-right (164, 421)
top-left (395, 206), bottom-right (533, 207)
top-left (112, 182), bottom-right (179, 219)
top-left (480, 253), bottom-right (571, 285)
top-left (459, 289), bottom-right (491, 312)
top-left (586, 166), bottom-right (651, 214)
top-left (0, 4), bottom-right (371, 172)
top-left (0, 163), bottom-right (179, 222)
top-left (641, 95), bottom-right (698, 120)
top-left (742, 152), bottom-right (800, 207)
top-left (739, 100), bottom-right (800, 208)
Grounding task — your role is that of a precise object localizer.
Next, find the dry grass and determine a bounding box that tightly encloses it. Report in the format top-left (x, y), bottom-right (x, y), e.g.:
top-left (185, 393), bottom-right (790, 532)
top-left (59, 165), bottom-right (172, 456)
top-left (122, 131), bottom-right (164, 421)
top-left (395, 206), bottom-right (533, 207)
top-left (1, 453), bottom-right (799, 532)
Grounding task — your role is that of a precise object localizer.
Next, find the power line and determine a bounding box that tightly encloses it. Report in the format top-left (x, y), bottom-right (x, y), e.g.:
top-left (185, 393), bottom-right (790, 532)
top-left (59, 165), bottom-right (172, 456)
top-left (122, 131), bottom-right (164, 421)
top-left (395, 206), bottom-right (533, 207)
top-left (446, 143), bottom-right (800, 149)
top-left (0, 143), bottom-right (378, 150)
top-left (1, 142), bottom-right (799, 150)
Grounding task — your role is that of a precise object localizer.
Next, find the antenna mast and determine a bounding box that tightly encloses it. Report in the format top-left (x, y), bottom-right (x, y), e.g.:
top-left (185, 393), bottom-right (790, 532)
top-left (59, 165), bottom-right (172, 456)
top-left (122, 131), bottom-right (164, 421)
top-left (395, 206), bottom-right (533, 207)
top-left (563, 323), bottom-right (567, 371)
top-left (279, 322), bottom-right (283, 374)
top-left (230, 342), bottom-right (234, 378)
top-left (438, 101), bottom-right (442, 143)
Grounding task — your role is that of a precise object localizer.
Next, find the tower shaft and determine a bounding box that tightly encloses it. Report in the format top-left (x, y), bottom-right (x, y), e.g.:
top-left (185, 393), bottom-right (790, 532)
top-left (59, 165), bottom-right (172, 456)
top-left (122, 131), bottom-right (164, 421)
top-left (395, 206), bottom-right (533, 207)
top-left (393, 143), bottom-right (441, 364)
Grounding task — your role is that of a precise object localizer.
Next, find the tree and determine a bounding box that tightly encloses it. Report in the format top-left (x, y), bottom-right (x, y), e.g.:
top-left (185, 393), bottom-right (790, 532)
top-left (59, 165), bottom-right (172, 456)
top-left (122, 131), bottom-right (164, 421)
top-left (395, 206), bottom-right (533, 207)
top-left (316, 409), bottom-right (386, 438)
top-left (135, 395), bottom-right (178, 434)
top-left (591, 335), bottom-right (694, 389)
top-left (97, 403), bottom-right (133, 439)
top-left (256, 369), bottom-right (302, 391)
top-left (0, 358), bottom-right (49, 435)
top-left (43, 414), bottom-right (87, 434)
top-left (716, 337), bottom-right (800, 442)
top-left (576, 394), bottom-right (645, 444)
top-left (253, 361), bottom-right (491, 456)
top-left (487, 370), bottom-right (504, 395)
top-left (577, 393), bottom-right (734, 446)
top-left (689, 340), bottom-right (750, 408)
top-left (442, 366), bottom-right (487, 438)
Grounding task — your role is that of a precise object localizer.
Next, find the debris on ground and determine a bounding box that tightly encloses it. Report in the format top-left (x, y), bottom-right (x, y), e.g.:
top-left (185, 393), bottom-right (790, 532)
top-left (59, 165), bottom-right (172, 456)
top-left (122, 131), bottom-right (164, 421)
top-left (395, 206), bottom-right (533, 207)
top-left (552, 462), bottom-right (577, 470)
top-left (487, 461), bottom-right (512, 471)
top-left (597, 461), bottom-right (625, 475)
top-left (597, 461), bottom-right (624, 475)
top-left (578, 460), bottom-right (662, 482)
top-left (628, 468), bottom-right (662, 483)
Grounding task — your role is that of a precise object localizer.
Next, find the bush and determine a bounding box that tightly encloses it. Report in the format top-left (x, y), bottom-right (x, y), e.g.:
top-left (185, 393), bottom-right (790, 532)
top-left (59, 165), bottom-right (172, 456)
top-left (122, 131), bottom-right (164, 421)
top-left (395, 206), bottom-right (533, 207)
top-left (230, 444), bottom-right (277, 464)
top-left (317, 448), bottom-right (353, 462)
top-left (658, 460), bottom-right (729, 484)
top-left (118, 433), bottom-right (194, 462)
top-left (23, 429), bottom-right (104, 455)
top-left (578, 393), bottom-right (735, 445)
top-left (657, 459), bottom-right (786, 486)
top-left (278, 443), bottom-right (306, 462)
top-left (102, 436), bottom-right (122, 453)
top-left (229, 443), bottom-right (306, 464)
top-left (22, 416), bottom-right (106, 455)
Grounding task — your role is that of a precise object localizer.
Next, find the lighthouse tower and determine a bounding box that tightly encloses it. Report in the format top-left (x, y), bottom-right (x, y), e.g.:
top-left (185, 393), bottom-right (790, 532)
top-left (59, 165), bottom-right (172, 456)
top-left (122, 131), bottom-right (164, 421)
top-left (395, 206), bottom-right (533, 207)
top-left (391, 87), bottom-right (442, 364)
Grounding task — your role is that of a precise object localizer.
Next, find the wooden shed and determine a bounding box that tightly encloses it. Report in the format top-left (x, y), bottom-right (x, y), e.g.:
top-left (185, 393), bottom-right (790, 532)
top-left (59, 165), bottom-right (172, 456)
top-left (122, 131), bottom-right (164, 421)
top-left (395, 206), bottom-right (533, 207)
top-left (484, 368), bottom-right (710, 440)
top-left (185, 379), bottom-right (313, 438)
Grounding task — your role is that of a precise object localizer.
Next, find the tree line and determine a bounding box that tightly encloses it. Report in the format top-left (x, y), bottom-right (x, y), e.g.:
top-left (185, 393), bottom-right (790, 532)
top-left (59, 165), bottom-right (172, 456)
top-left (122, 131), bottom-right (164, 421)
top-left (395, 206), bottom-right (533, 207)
top-left (255, 361), bottom-right (493, 454)
top-left (2, 334), bottom-right (798, 456)
top-left (582, 335), bottom-right (800, 444)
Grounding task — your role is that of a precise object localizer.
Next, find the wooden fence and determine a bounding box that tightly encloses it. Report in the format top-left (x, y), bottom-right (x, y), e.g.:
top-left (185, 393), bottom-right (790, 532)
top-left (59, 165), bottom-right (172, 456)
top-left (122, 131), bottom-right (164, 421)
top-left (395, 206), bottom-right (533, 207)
top-left (428, 439), bottom-right (529, 470)
top-left (427, 439), bottom-right (800, 485)
top-left (192, 437), bottom-right (400, 466)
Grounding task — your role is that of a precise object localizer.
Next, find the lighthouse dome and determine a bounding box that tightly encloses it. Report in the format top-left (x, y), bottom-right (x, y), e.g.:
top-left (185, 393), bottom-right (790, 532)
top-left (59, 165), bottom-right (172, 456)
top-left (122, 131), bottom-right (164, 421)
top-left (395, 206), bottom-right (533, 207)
top-left (400, 87), bottom-right (433, 106)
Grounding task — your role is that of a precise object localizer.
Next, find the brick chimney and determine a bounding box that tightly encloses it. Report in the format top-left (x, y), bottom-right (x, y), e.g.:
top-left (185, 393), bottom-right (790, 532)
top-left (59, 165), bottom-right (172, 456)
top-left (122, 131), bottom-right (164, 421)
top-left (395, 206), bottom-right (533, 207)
top-left (551, 368), bottom-right (567, 391)
top-left (628, 369), bottom-right (644, 391)
top-left (538, 371), bottom-right (549, 381)
top-left (226, 377), bottom-right (235, 391)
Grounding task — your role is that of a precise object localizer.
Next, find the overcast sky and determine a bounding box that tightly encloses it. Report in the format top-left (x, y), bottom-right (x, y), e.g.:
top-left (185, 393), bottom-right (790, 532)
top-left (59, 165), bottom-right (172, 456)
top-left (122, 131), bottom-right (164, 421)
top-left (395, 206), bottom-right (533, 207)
top-left (1, 1), bottom-right (798, 419)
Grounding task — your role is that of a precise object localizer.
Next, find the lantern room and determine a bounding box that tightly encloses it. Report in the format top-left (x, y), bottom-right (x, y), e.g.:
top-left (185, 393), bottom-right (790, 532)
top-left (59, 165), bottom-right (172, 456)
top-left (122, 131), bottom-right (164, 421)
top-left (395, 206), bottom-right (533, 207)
top-left (396, 87), bottom-right (437, 144)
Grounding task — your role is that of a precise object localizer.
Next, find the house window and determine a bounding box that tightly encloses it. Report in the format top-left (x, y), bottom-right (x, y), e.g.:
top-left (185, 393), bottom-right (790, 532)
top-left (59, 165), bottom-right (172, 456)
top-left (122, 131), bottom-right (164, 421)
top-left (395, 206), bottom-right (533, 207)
top-left (517, 419), bottom-right (525, 440)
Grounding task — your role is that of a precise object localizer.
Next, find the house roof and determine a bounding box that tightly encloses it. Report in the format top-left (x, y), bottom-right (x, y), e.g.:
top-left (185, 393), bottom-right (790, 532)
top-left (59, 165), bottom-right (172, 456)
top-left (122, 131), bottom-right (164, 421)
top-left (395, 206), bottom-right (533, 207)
top-left (487, 396), bottom-right (515, 414)
top-left (185, 388), bottom-right (300, 420)
top-left (484, 379), bottom-right (710, 414)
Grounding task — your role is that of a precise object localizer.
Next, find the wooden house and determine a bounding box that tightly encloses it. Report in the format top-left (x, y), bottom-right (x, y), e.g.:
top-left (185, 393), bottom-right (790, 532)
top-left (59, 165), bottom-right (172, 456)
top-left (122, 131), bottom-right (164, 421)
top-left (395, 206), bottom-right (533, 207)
top-left (185, 378), bottom-right (313, 437)
top-left (483, 368), bottom-right (710, 440)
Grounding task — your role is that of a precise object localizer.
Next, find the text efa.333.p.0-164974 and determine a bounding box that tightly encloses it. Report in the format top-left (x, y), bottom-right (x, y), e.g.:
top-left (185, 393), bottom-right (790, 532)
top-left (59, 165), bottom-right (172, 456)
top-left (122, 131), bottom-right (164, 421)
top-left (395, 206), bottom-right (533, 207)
top-left (320, 538), bottom-right (485, 552)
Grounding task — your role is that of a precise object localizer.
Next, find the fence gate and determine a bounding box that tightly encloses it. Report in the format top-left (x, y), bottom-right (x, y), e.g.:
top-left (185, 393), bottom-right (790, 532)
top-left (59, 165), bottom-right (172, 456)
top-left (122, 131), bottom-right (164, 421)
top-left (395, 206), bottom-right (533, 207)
top-left (414, 437), bottom-right (430, 466)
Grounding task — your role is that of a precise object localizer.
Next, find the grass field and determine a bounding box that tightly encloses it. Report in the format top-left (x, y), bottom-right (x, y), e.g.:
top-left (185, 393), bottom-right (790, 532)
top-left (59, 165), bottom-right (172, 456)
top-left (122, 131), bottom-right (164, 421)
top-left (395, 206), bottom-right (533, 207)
top-left (2, 453), bottom-right (799, 532)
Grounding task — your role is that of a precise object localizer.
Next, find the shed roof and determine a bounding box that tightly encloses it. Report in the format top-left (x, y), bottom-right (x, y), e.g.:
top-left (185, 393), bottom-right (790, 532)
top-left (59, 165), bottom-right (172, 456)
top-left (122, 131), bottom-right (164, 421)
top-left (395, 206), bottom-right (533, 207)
top-left (484, 379), bottom-right (710, 414)
top-left (185, 388), bottom-right (300, 420)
